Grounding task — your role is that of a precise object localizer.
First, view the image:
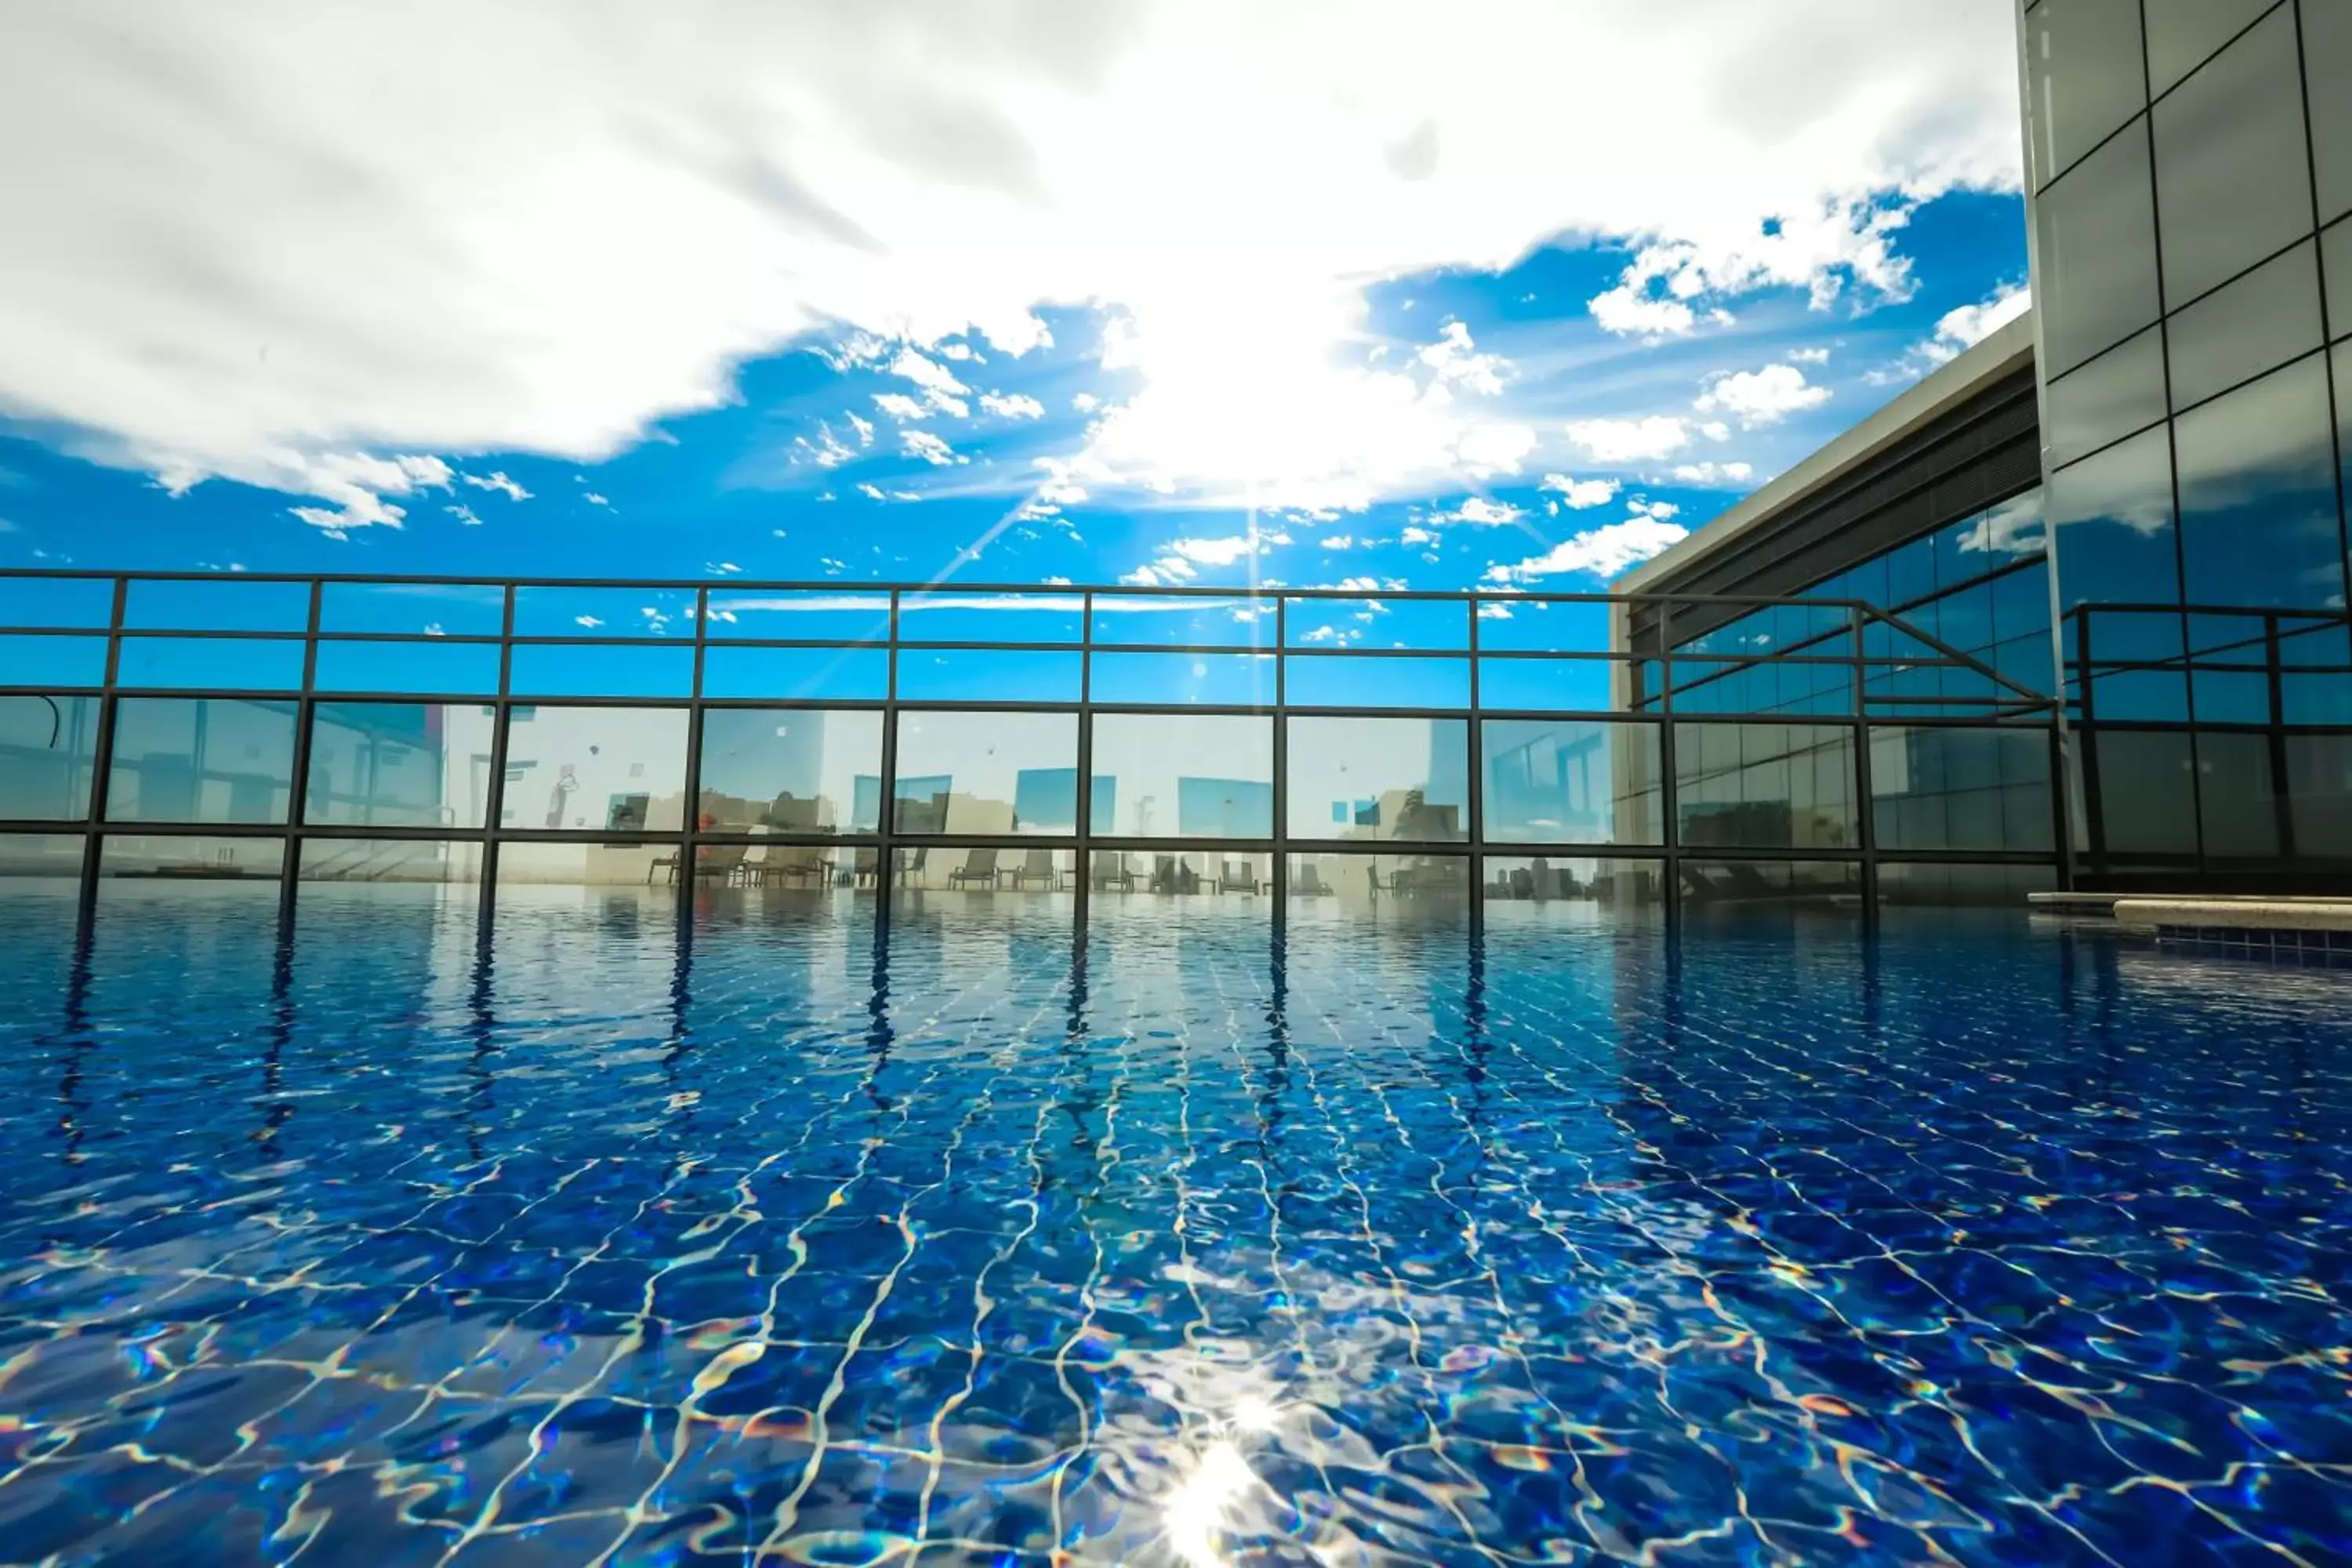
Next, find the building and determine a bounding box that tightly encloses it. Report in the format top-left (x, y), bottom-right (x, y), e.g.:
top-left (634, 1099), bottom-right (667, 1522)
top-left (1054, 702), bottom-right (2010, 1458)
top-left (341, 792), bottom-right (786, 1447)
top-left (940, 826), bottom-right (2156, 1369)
top-left (1620, 0), bottom-right (2352, 893)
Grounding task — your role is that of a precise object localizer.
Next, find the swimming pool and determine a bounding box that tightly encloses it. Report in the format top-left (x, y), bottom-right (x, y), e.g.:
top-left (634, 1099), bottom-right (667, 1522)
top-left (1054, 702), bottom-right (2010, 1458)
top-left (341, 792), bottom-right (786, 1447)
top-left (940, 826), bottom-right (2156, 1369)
top-left (3, 890), bottom-right (2348, 1564)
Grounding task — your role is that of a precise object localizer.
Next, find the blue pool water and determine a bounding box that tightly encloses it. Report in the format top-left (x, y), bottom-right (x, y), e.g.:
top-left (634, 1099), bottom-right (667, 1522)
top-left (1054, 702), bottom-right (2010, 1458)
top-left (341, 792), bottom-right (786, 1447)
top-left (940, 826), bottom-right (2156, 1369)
top-left (2, 889), bottom-right (2350, 1566)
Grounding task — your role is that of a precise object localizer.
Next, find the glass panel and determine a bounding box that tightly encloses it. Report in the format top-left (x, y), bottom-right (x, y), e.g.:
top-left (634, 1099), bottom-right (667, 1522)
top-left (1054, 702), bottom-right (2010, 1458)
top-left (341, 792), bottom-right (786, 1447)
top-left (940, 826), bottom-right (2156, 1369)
top-left (1284, 717), bottom-right (1469, 842)
top-left (727, 843), bottom-right (873, 891)
top-left (1948, 492), bottom-right (2050, 577)
top-left (100, 833), bottom-right (285, 882)
top-left (305, 702), bottom-right (496, 829)
top-left (2192, 668), bottom-right (2272, 723)
top-left (2176, 358), bottom-right (2347, 612)
top-left (116, 637), bottom-right (306, 691)
top-left (106, 699), bottom-right (296, 824)
top-left (2090, 728), bottom-right (2198, 855)
top-left (2143, 0), bottom-right (2274, 93)
top-left (2285, 735), bottom-right (2352, 859)
top-left (2328, 220), bottom-right (2352, 343)
top-left (1080, 848), bottom-right (1269, 899)
top-left (0, 832), bottom-right (84, 880)
top-left (1474, 598), bottom-right (1613, 654)
top-left (0, 576), bottom-right (114, 630)
top-left (1089, 593), bottom-right (1272, 648)
top-left (313, 639), bottom-right (502, 695)
top-left (1671, 657), bottom-right (1854, 717)
top-left (1674, 723), bottom-right (1859, 850)
top-left (298, 837), bottom-right (485, 885)
top-left (1480, 718), bottom-right (1662, 844)
top-left (507, 644), bottom-right (695, 699)
top-left (695, 709), bottom-right (884, 834)
top-left (1283, 655), bottom-right (1471, 709)
top-left (891, 845), bottom-right (1075, 895)
top-left (496, 838), bottom-right (681, 891)
top-left (1481, 855), bottom-right (1666, 912)
top-left (2082, 667), bottom-right (2190, 720)
top-left (1679, 859), bottom-right (1863, 913)
top-left (704, 590), bottom-right (892, 642)
top-left (2045, 328), bottom-right (2167, 466)
top-left (2196, 730), bottom-right (2281, 859)
top-left (511, 586), bottom-right (696, 639)
top-left (502, 706), bottom-right (690, 832)
top-left (1283, 851), bottom-right (1470, 913)
top-left (1284, 596), bottom-right (1468, 651)
top-left (122, 579), bottom-right (310, 632)
top-left (895, 648), bottom-right (1081, 703)
top-left (700, 646), bottom-right (889, 701)
top-left (1475, 657), bottom-right (1623, 713)
top-left (2307, 0), bottom-right (2352, 223)
top-left (2048, 426), bottom-right (2180, 631)
top-left (1087, 652), bottom-right (1275, 706)
top-left (2152, 6), bottom-right (2312, 307)
top-left (319, 582), bottom-right (506, 637)
top-left (1877, 862), bottom-right (2058, 909)
top-left (895, 592), bottom-right (1083, 644)
top-left (2035, 121), bottom-right (2161, 374)
top-left (891, 710), bottom-right (1077, 835)
top-left (2168, 241), bottom-right (2322, 410)
top-left (1868, 726), bottom-right (2056, 852)
top-left (2023, 0), bottom-right (2147, 187)
top-left (0, 693), bottom-right (100, 819)
top-left (1089, 713), bottom-right (1272, 838)
top-left (0, 633), bottom-right (107, 688)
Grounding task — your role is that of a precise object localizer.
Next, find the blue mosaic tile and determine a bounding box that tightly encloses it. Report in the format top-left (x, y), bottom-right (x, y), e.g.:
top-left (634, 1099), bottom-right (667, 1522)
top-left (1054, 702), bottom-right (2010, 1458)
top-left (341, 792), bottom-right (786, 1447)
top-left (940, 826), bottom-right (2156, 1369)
top-left (1, 889), bottom-right (2348, 1563)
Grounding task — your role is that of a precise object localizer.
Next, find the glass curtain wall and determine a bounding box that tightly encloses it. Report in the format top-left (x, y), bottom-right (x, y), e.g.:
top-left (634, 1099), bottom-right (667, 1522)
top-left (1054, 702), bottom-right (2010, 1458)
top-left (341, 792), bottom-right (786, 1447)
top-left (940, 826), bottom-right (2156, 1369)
top-left (2024, 0), bottom-right (2352, 884)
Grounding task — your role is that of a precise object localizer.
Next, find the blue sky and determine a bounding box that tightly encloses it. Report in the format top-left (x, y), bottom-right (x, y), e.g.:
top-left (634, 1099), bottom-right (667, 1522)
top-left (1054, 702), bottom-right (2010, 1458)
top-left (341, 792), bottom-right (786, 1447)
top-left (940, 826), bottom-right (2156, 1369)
top-left (0, 2), bottom-right (2032, 597)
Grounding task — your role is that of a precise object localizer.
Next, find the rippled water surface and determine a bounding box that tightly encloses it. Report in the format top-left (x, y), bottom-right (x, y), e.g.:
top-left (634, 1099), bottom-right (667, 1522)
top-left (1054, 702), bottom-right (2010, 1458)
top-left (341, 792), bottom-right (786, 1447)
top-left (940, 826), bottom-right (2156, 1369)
top-left (3, 886), bottom-right (2350, 1566)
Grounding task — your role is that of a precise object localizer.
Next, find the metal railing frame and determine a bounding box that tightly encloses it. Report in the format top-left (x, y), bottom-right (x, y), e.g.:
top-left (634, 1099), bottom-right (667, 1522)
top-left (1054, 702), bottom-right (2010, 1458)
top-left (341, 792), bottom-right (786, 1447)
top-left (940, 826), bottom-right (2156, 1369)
top-left (0, 568), bottom-right (2067, 938)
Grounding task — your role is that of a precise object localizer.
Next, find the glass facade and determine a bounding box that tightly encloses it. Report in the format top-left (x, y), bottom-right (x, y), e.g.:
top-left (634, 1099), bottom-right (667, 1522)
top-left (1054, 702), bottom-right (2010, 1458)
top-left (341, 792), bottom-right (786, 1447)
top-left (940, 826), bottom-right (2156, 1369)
top-left (0, 572), bottom-right (2061, 930)
top-left (2024, 0), bottom-right (2352, 884)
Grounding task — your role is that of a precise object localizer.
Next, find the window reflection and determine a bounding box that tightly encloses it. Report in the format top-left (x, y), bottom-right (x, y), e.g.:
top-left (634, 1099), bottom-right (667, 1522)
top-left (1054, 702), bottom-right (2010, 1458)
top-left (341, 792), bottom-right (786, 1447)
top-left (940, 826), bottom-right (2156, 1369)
top-left (1090, 714), bottom-right (1272, 838)
top-left (2173, 357), bottom-right (2345, 612)
top-left (503, 706), bottom-right (689, 832)
top-left (1284, 717), bottom-right (1468, 842)
top-left (1674, 723), bottom-right (1857, 850)
top-left (2165, 241), bottom-right (2321, 411)
top-left (306, 702), bottom-right (495, 829)
top-left (2049, 427), bottom-right (2181, 655)
top-left (107, 698), bottom-right (296, 825)
top-left (2151, 6), bottom-right (2310, 307)
top-left (2045, 328), bottom-right (2166, 467)
top-left (1869, 726), bottom-right (2054, 853)
top-left (2023, 0), bottom-right (2146, 187)
top-left (0, 693), bottom-right (100, 820)
top-left (891, 710), bottom-right (1077, 834)
top-left (2034, 122), bottom-right (2161, 372)
top-left (1481, 855), bottom-right (1665, 912)
top-left (696, 709), bottom-right (883, 834)
top-left (2141, 0), bottom-right (2273, 95)
top-left (2306, 0), bottom-right (2352, 224)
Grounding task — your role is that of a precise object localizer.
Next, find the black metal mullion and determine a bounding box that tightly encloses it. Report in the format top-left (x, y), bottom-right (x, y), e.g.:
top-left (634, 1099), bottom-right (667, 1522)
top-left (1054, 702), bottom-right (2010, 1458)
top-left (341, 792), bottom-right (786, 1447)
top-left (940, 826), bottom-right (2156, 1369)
top-left (73, 577), bottom-right (130, 941)
top-left (873, 590), bottom-right (901, 927)
top-left (1850, 603), bottom-right (1880, 924)
top-left (278, 580), bottom-right (325, 934)
top-left (477, 586), bottom-right (516, 938)
top-left (1074, 590), bottom-right (1092, 938)
top-left (1271, 597), bottom-right (1288, 919)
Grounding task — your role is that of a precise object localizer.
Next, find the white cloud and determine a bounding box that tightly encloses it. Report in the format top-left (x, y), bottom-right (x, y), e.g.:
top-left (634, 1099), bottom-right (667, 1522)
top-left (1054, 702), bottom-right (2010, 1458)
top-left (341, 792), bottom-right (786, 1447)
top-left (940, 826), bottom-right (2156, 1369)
top-left (1539, 473), bottom-right (1620, 510)
top-left (1694, 363), bottom-right (1831, 426)
top-left (1454, 421), bottom-right (1538, 477)
top-left (1432, 496), bottom-right (1524, 527)
top-left (280, 452), bottom-right (454, 530)
top-left (0, 2), bottom-right (2023, 521)
top-left (1698, 419), bottom-right (1732, 441)
top-left (1072, 392), bottom-right (1102, 412)
top-left (460, 469), bottom-right (532, 502)
top-left (1564, 417), bottom-right (1690, 464)
top-left (872, 392), bottom-right (930, 421)
top-left (445, 503), bottom-right (481, 526)
top-left (1919, 281), bottom-right (2031, 365)
top-left (1587, 287), bottom-right (1699, 338)
top-left (1416, 321), bottom-right (1507, 395)
top-left (1167, 535), bottom-right (1260, 567)
top-left (889, 347), bottom-right (968, 398)
top-left (846, 412), bottom-right (875, 447)
top-left (856, 482), bottom-right (887, 500)
top-left (1398, 524), bottom-right (1434, 545)
top-left (1319, 535), bottom-right (1357, 550)
top-left (583, 491), bottom-right (612, 506)
top-left (1487, 516), bottom-right (1690, 582)
top-left (901, 430), bottom-right (964, 466)
top-left (1788, 346), bottom-right (1831, 365)
top-left (1670, 460), bottom-right (1755, 485)
top-left (1627, 498), bottom-right (1681, 521)
top-left (978, 391), bottom-right (1046, 420)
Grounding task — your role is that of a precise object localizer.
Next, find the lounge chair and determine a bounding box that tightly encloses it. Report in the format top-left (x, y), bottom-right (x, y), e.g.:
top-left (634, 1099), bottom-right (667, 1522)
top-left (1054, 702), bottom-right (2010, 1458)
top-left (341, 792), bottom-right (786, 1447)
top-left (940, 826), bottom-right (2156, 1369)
top-left (1090, 851), bottom-right (1134, 892)
top-left (654, 843), bottom-right (748, 887)
top-left (850, 847), bottom-right (880, 887)
top-left (1216, 858), bottom-right (1261, 895)
top-left (947, 847), bottom-right (1000, 888)
top-left (1291, 861), bottom-right (1329, 897)
top-left (1011, 848), bottom-right (1061, 889)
